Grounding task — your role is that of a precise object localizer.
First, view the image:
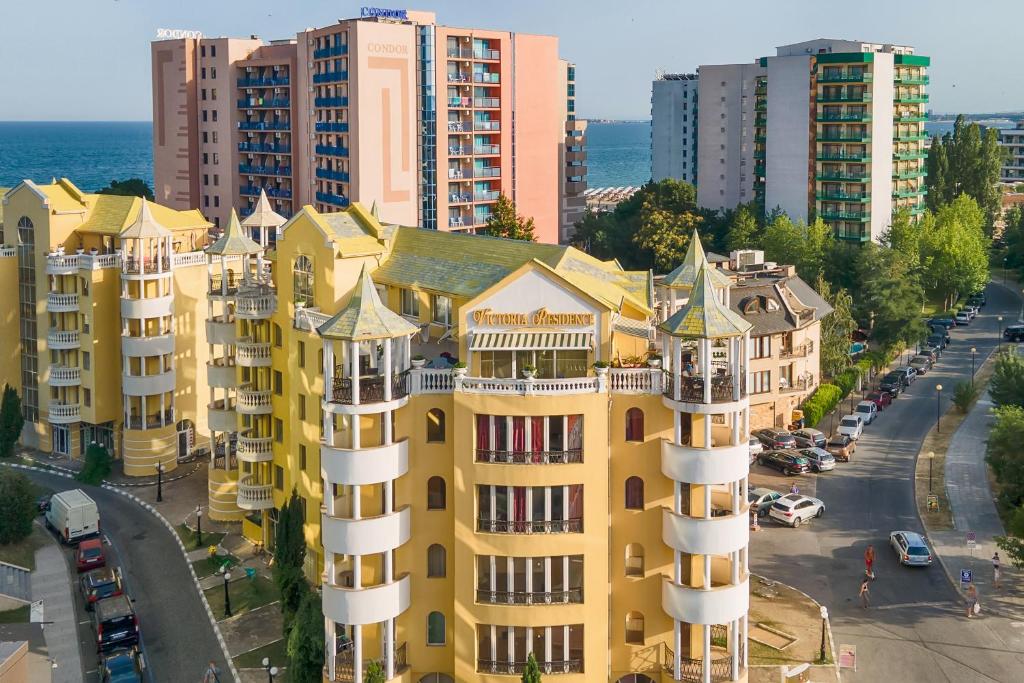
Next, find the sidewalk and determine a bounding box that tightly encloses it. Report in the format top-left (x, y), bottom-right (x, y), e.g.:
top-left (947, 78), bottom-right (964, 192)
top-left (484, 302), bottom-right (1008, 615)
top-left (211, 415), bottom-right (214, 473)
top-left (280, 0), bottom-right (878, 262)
top-left (928, 387), bottom-right (1024, 621)
top-left (31, 542), bottom-right (82, 682)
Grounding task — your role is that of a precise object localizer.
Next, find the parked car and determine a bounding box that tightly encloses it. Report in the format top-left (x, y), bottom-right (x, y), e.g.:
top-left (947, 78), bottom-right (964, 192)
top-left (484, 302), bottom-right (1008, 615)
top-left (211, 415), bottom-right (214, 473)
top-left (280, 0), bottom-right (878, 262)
top-left (929, 317), bottom-right (956, 330)
top-left (1004, 325), bottom-right (1024, 342)
top-left (919, 346), bottom-right (940, 362)
top-left (964, 305), bottom-right (979, 319)
top-left (894, 366), bottom-right (917, 386)
top-left (968, 291), bottom-right (986, 307)
top-left (879, 372), bottom-right (904, 396)
top-left (76, 537), bottom-right (106, 573)
top-left (99, 646), bottom-right (144, 682)
top-left (954, 311), bottom-right (971, 326)
top-left (889, 530), bottom-right (933, 567)
top-left (748, 487), bottom-right (783, 517)
top-left (752, 428), bottom-right (797, 450)
top-left (36, 495), bottom-right (51, 514)
top-left (837, 415), bottom-right (864, 440)
top-left (927, 332), bottom-right (948, 349)
top-left (866, 390), bottom-right (892, 411)
top-left (757, 450), bottom-right (810, 476)
top-left (80, 567), bottom-right (124, 610)
top-left (854, 401), bottom-right (878, 425)
top-left (798, 447), bottom-right (836, 472)
top-left (748, 437), bottom-right (764, 459)
top-left (45, 489), bottom-right (100, 545)
top-left (791, 428), bottom-right (827, 449)
top-left (769, 493), bottom-right (825, 528)
top-left (909, 355), bottom-right (933, 375)
top-left (929, 329), bottom-right (951, 347)
top-left (93, 595), bottom-right (139, 653)
top-left (826, 434), bottom-right (856, 461)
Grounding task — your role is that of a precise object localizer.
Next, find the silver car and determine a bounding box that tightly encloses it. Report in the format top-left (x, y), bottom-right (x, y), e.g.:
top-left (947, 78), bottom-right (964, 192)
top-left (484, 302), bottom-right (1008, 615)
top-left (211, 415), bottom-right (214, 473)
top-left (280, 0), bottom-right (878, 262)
top-left (890, 530), bottom-right (933, 566)
top-left (798, 447), bottom-right (835, 472)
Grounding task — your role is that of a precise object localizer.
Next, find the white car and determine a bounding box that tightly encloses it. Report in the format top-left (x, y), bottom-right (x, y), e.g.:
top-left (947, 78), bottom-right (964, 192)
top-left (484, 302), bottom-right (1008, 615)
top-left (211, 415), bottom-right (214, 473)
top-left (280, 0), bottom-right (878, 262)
top-left (854, 400), bottom-right (878, 425)
top-left (748, 437), bottom-right (763, 463)
top-left (964, 305), bottom-right (979, 319)
top-left (768, 493), bottom-right (825, 528)
top-left (837, 415), bottom-right (863, 440)
top-left (954, 311), bottom-right (971, 326)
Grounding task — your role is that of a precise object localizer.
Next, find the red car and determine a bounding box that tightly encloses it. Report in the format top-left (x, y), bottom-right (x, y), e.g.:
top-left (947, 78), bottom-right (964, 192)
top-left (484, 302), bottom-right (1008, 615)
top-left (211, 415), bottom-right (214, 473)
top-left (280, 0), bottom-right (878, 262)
top-left (76, 538), bottom-right (106, 572)
top-left (865, 390), bottom-right (893, 411)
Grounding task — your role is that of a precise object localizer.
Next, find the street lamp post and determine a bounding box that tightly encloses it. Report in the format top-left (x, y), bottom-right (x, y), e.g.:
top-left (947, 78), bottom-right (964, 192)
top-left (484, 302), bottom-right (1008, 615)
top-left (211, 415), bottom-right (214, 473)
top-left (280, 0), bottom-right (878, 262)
top-left (928, 451), bottom-right (935, 494)
top-left (262, 657), bottom-right (279, 682)
top-left (196, 506), bottom-right (203, 546)
top-left (999, 316), bottom-right (1004, 350)
top-left (819, 606), bottom-right (829, 663)
top-left (223, 571), bottom-right (232, 618)
top-left (1019, 288), bottom-right (1023, 323)
top-left (156, 462), bottom-right (164, 503)
top-left (935, 384), bottom-right (943, 434)
top-left (1005, 257), bottom-right (1008, 284)
top-left (971, 347), bottom-right (977, 387)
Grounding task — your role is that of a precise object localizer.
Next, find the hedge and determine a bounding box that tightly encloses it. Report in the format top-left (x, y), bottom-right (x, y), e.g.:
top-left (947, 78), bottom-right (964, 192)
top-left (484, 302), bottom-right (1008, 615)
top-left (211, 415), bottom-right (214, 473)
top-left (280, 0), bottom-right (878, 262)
top-left (800, 383), bottom-right (842, 429)
top-left (833, 367), bottom-right (861, 397)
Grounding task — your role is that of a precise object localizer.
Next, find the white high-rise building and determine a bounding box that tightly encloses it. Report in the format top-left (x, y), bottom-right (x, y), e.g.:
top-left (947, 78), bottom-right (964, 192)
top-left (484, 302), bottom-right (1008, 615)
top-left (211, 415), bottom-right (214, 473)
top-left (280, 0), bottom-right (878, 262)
top-left (651, 73), bottom-right (699, 184)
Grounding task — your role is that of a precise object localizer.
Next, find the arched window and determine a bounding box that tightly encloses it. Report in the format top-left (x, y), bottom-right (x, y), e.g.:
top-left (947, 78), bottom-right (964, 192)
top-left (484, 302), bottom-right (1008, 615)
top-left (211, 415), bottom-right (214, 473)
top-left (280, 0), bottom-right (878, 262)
top-left (625, 476), bottom-right (644, 510)
top-left (625, 408), bottom-right (644, 442)
top-left (616, 674), bottom-right (657, 683)
top-left (427, 544), bottom-right (446, 577)
top-left (293, 255), bottom-right (314, 306)
top-left (625, 543), bottom-right (644, 577)
top-left (427, 476), bottom-right (446, 510)
top-left (625, 611), bottom-right (645, 645)
top-left (427, 408), bottom-right (446, 443)
top-left (418, 676), bottom-right (455, 683)
top-left (427, 611), bottom-right (446, 645)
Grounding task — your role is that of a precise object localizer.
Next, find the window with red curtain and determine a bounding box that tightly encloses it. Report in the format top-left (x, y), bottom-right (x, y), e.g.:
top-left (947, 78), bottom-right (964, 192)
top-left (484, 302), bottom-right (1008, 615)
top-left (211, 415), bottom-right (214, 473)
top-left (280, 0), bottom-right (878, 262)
top-left (512, 416), bottom-right (526, 462)
top-left (476, 414), bottom-right (491, 461)
top-left (513, 487), bottom-right (527, 532)
top-left (567, 415), bottom-right (582, 461)
top-left (625, 477), bottom-right (644, 510)
top-left (625, 408), bottom-right (644, 442)
top-left (494, 417), bottom-right (508, 460)
top-left (568, 485), bottom-right (584, 527)
top-left (530, 417), bottom-right (544, 463)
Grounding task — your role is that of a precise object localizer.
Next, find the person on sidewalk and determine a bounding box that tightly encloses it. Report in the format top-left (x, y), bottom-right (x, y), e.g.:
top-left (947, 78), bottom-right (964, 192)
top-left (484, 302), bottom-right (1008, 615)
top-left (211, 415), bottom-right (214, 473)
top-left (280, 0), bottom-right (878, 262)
top-left (790, 482), bottom-right (800, 495)
top-left (965, 585), bottom-right (979, 619)
top-left (864, 544), bottom-right (876, 580)
top-left (859, 578), bottom-right (871, 608)
top-left (993, 552), bottom-right (1002, 588)
top-left (203, 660), bottom-right (222, 683)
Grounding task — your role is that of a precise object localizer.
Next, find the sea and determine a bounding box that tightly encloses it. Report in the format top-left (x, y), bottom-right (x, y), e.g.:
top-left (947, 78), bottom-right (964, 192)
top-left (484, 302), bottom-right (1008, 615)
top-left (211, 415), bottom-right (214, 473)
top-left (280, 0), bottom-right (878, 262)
top-left (0, 118), bottom-right (1016, 193)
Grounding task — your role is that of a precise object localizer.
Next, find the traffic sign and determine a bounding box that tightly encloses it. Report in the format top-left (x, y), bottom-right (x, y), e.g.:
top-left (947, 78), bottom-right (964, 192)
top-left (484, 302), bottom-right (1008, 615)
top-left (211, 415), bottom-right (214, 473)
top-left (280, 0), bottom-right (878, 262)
top-left (927, 494), bottom-right (939, 511)
top-left (29, 600), bottom-right (43, 623)
top-left (966, 531), bottom-right (977, 548)
top-left (838, 644), bottom-right (857, 670)
top-left (960, 569), bottom-right (973, 589)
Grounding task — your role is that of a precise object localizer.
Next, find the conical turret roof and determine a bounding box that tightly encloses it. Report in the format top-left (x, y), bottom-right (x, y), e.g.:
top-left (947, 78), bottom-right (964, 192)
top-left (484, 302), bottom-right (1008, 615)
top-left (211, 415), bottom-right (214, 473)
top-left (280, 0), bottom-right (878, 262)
top-left (663, 230), bottom-right (731, 289)
top-left (208, 209), bottom-right (262, 256)
top-left (659, 263), bottom-right (751, 338)
top-left (240, 189), bottom-right (287, 230)
top-left (318, 264), bottom-right (420, 341)
top-left (119, 198), bottom-right (172, 238)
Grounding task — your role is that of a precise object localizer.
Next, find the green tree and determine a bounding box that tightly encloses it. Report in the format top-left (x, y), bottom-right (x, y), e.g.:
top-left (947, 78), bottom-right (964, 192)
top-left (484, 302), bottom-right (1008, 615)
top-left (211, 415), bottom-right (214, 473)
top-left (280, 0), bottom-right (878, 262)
top-left (927, 116), bottom-right (1007, 228)
top-left (724, 204), bottom-right (760, 252)
top-left (0, 469), bottom-right (35, 545)
top-left (857, 244), bottom-right (926, 352)
top-left (96, 178), bottom-right (154, 201)
top-left (987, 405), bottom-right (1024, 508)
top-left (760, 214), bottom-right (803, 267)
top-left (990, 351), bottom-right (1024, 409)
top-left (815, 275), bottom-right (856, 379)
top-left (287, 589), bottom-right (325, 683)
top-left (801, 217), bottom-right (833, 283)
top-left (482, 193), bottom-right (536, 241)
top-left (921, 195), bottom-right (990, 310)
top-left (77, 443), bottom-right (112, 485)
top-left (0, 384), bottom-right (23, 458)
top-left (925, 136), bottom-right (950, 211)
top-left (274, 489), bottom-right (309, 634)
top-left (633, 199), bottom-right (703, 272)
top-left (952, 381), bottom-right (979, 413)
top-left (995, 506), bottom-right (1024, 568)
top-left (521, 652), bottom-right (542, 683)
top-left (881, 209), bottom-right (924, 273)
top-left (365, 661), bottom-right (386, 683)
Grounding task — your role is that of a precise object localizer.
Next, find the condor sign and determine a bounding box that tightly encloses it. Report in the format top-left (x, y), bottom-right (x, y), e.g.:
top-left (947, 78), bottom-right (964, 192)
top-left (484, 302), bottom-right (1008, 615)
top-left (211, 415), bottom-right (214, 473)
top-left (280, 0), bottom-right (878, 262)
top-left (360, 7), bottom-right (409, 20)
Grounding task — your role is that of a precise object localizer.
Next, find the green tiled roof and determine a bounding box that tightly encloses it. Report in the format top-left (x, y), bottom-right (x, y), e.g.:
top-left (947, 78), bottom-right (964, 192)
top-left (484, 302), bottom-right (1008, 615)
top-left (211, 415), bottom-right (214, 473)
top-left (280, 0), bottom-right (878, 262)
top-left (317, 264), bottom-right (420, 341)
top-left (660, 264), bottom-right (751, 338)
top-left (662, 231), bottom-right (732, 290)
top-left (119, 198), bottom-right (172, 238)
top-left (240, 189), bottom-right (287, 230)
top-left (207, 209), bottom-right (261, 256)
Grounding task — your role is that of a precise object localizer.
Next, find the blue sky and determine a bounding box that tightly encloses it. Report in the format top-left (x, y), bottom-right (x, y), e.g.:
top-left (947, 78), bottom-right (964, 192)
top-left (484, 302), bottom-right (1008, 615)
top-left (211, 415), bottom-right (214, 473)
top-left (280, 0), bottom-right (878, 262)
top-left (1, 0), bottom-right (1021, 121)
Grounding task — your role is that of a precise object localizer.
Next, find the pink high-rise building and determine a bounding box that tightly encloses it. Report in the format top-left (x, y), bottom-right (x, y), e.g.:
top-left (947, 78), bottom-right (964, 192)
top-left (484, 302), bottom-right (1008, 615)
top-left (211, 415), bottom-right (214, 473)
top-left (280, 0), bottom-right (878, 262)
top-left (152, 10), bottom-right (586, 243)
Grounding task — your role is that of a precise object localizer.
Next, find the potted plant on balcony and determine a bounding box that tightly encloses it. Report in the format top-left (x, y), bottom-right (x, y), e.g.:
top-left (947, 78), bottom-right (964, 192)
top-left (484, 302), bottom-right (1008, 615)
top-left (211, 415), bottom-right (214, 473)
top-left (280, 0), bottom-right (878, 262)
top-left (521, 364), bottom-right (537, 380)
top-left (451, 361), bottom-right (468, 378)
top-left (592, 360), bottom-right (610, 377)
top-left (411, 354), bottom-right (427, 369)
top-left (647, 352), bottom-right (663, 369)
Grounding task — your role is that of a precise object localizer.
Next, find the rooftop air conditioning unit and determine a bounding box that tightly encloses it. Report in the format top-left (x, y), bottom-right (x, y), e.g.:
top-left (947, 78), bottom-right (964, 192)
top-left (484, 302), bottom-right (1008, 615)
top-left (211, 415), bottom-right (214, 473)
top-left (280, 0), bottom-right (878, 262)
top-left (730, 249), bottom-right (764, 270)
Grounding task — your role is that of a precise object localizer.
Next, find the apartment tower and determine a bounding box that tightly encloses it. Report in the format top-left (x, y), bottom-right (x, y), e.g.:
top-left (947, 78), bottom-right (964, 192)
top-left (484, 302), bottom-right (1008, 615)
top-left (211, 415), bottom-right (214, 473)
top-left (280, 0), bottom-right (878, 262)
top-left (651, 73), bottom-right (699, 185)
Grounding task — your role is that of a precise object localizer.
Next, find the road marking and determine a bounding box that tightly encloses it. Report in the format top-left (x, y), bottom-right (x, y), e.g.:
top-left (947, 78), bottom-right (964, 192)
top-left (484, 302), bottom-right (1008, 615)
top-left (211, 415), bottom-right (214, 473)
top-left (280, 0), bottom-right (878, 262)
top-left (870, 600), bottom-right (952, 611)
top-left (78, 619), bottom-right (90, 625)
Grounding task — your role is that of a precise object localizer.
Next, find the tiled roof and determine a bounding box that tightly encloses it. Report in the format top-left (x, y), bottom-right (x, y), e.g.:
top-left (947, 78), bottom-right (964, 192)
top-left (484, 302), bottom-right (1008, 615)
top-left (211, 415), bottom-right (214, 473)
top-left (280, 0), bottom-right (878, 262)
top-left (317, 264), bottom-right (420, 341)
top-left (119, 198), bottom-right (172, 238)
top-left (729, 276), bottom-right (833, 336)
top-left (662, 231), bottom-right (732, 289)
top-left (240, 190), bottom-right (287, 229)
top-left (207, 209), bottom-right (261, 256)
top-left (660, 264), bottom-right (751, 338)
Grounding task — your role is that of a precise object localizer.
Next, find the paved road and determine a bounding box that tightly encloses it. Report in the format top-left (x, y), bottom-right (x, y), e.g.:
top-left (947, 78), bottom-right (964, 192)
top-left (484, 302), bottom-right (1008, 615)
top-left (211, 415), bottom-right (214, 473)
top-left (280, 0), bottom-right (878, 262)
top-left (751, 283), bottom-right (1024, 682)
top-left (24, 470), bottom-right (230, 682)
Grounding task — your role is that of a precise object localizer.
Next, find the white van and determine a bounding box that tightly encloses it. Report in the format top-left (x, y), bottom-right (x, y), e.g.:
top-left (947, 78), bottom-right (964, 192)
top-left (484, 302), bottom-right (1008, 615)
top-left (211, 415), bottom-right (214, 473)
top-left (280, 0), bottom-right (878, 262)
top-left (45, 489), bottom-right (100, 544)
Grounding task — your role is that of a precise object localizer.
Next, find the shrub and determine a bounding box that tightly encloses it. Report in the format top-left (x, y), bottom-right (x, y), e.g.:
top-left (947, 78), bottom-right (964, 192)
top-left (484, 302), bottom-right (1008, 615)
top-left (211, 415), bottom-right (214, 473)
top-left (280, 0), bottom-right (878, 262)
top-left (952, 381), bottom-right (978, 413)
top-left (832, 367), bottom-right (861, 397)
top-left (0, 384), bottom-right (23, 459)
top-left (800, 383), bottom-right (842, 429)
top-left (287, 589), bottom-right (324, 683)
top-left (0, 469), bottom-right (35, 545)
top-left (77, 443), bottom-right (112, 485)
top-left (991, 351), bottom-right (1024, 408)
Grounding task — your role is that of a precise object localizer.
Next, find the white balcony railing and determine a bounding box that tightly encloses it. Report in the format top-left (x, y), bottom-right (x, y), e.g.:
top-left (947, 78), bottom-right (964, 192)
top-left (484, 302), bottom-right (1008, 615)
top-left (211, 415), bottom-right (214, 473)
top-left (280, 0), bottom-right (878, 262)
top-left (46, 253), bottom-right (80, 274)
top-left (237, 476), bottom-right (274, 510)
top-left (236, 292), bottom-right (276, 319)
top-left (409, 369), bottom-right (455, 393)
top-left (238, 387), bottom-right (273, 414)
top-left (238, 434), bottom-right (274, 462)
top-left (48, 402), bottom-right (81, 424)
top-left (46, 292), bottom-right (80, 313)
top-left (48, 366), bottom-right (81, 387)
top-left (405, 368), bottom-right (671, 396)
top-left (47, 329), bottom-right (80, 350)
top-left (609, 368), bottom-right (662, 394)
top-left (0, 246), bottom-right (17, 258)
top-left (171, 251), bottom-right (209, 268)
top-left (294, 306), bottom-right (331, 332)
top-left (237, 340), bottom-right (272, 366)
top-left (459, 376), bottom-right (601, 396)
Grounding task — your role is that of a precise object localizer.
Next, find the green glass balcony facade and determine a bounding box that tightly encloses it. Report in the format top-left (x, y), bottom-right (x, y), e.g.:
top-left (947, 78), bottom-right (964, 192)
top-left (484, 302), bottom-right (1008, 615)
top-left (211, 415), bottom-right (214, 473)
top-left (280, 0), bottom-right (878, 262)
top-left (817, 112), bottom-right (872, 122)
top-left (816, 191), bottom-right (869, 202)
top-left (894, 114), bottom-right (928, 123)
top-left (893, 169), bottom-right (926, 180)
top-left (820, 210), bottom-right (870, 221)
top-left (894, 75), bottom-right (929, 85)
top-left (894, 132), bottom-right (928, 142)
top-left (895, 95), bottom-right (929, 103)
top-left (817, 151), bottom-right (871, 162)
top-left (817, 171), bottom-right (870, 182)
top-left (818, 132), bottom-right (871, 142)
top-left (894, 150), bottom-right (927, 161)
top-left (818, 92), bottom-right (872, 103)
top-left (817, 72), bottom-right (873, 84)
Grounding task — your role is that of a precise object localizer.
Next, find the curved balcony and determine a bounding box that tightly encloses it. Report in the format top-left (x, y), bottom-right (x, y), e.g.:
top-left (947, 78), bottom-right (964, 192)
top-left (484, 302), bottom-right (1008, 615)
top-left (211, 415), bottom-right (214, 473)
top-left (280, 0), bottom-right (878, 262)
top-left (661, 440), bottom-right (748, 486)
top-left (208, 399), bottom-right (237, 432)
top-left (662, 373), bottom-right (747, 414)
top-left (237, 340), bottom-right (272, 367)
top-left (476, 518), bottom-right (583, 534)
top-left (207, 360), bottom-right (238, 389)
top-left (122, 334), bottom-right (175, 358)
top-left (475, 587), bottom-right (583, 605)
top-left (205, 319), bottom-right (237, 346)
top-left (321, 506), bottom-right (411, 556)
top-left (48, 402), bottom-right (80, 424)
top-left (46, 254), bottom-right (80, 275)
top-left (122, 370), bottom-right (176, 397)
top-left (238, 387), bottom-right (272, 415)
top-left (47, 330), bottom-right (80, 350)
top-left (662, 508), bottom-right (749, 556)
top-left (662, 576), bottom-right (749, 626)
top-left (120, 295), bottom-right (174, 320)
top-left (46, 292), bottom-right (80, 313)
top-left (236, 291), bottom-right (276, 319)
top-left (238, 433), bottom-right (273, 462)
top-left (237, 476), bottom-right (274, 510)
top-left (323, 573), bottom-right (411, 626)
top-left (324, 372), bottom-right (410, 415)
top-left (321, 439), bottom-right (409, 486)
top-left (48, 366), bottom-right (81, 387)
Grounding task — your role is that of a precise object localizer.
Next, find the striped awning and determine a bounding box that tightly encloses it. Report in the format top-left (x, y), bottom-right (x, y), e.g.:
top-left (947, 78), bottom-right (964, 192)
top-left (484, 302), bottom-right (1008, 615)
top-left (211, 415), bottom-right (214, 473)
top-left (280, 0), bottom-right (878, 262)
top-left (613, 318), bottom-right (652, 340)
top-left (470, 331), bottom-right (594, 351)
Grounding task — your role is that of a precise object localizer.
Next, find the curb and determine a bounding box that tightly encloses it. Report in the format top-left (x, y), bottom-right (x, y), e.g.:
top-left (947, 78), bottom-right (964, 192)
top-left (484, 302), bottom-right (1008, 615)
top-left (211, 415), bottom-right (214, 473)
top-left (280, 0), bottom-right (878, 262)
top-left (752, 574), bottom-right (840, 682)
top-left (17, 452), bottom-right (201, 488)
top-left (1, 462), bottom-right (241, 683)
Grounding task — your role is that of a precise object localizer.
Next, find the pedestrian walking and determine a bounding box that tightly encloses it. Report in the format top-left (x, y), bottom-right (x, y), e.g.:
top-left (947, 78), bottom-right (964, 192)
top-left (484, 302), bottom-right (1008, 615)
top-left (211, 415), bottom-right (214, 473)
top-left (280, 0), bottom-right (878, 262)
top-left (993, 552), bottom-right (1002, 588)
top-left (203, 660), bottom-right (222, 683)
top-left (965, 584), bottom-right (979, 618)
top-left (859, 578), bottom-right (871, 608)
top-left (790, 482), bottom-right (800, 495)
top-left (864, 544), bottom-right (876, 580)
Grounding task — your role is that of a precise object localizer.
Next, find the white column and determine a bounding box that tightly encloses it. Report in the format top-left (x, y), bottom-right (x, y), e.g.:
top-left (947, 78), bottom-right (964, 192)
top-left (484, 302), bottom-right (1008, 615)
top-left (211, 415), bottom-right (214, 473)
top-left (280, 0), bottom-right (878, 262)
top-left (672, 337), bottom-right (682, 401)
top-left (702, 337), bottom-right (712, 403)
top-left (349, 340), bottom-right (360, 406)
top-left (353, 627), bottom-right (363, 683)
top-left (674, 619), bottom-right (682, 680)
top-left (385, 616), bottom-right (395, 679)
top-left (703, 624), bottom-right (712, 683)
top-left (383, 337), bottom-right (393, 401)
top-left (731, 618), bottom-right (740, 680)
